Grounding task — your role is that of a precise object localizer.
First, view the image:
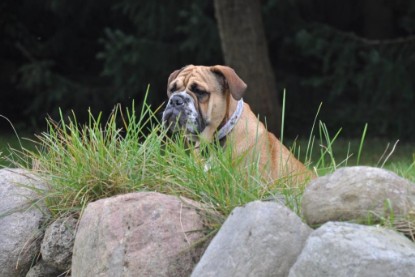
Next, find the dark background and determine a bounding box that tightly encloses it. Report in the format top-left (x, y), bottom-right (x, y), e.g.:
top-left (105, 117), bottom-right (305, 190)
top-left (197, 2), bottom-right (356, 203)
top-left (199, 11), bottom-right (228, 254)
top-left (1, 0), bottom-right (414, 140)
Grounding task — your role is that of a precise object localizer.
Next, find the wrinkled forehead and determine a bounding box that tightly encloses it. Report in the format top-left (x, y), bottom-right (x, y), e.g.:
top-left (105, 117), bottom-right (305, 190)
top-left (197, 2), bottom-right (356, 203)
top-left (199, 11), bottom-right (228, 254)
top-left (172, 66), bottom-right (218, 88)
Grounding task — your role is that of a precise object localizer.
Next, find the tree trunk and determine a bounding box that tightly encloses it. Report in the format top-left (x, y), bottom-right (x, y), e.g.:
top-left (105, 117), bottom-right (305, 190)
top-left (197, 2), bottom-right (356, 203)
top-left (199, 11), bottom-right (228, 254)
top-left (213, 0), bottom-right (281, 135)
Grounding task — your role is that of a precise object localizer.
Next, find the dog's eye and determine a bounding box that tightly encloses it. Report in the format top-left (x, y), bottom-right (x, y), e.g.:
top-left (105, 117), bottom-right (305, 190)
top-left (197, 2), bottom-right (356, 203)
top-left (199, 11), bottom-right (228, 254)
top-left (194, 88), bottom-right (207, 96)
top-left (191, 84), bottom-right (208, 98)
top-left (169, 83), bottom-right (177, 93)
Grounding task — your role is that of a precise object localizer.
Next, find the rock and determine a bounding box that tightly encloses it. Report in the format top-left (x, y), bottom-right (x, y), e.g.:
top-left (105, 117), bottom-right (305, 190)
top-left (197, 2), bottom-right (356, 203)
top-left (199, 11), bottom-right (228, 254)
top-left (71, 192), bottom-right (208, 277)
top-left (289, 221), bottom-right (415, 277)
top-left (302, 166), bottom-right (415, 225)
top-left (192, 201), bottom-right (312, 277)
top-left (25, 260), bottom-right (62, 277)
top-left (41, 214), bottom-right (77, 271)
top-left (0, 168), bottom-right (49, 277)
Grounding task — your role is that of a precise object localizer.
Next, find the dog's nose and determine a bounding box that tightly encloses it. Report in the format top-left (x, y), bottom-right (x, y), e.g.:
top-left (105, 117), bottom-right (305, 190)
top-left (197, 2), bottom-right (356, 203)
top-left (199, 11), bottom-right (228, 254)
top-left (169, 95), bottom-right (185, 107)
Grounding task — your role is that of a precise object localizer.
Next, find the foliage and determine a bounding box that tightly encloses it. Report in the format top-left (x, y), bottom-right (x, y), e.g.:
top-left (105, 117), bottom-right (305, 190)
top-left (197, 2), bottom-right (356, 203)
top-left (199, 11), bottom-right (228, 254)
top-left (1, 0), bottom-right (118, 129)
top-left (263, 0), bottom-right (415, 139)
top-left (291, 25), bottom-right (415, 137)
top-left (97, 0), bottom-right (221, 100)
top-left (1, 0), bottom-right (222, 130)
top-left (1, 0), bottom-right (415, 139)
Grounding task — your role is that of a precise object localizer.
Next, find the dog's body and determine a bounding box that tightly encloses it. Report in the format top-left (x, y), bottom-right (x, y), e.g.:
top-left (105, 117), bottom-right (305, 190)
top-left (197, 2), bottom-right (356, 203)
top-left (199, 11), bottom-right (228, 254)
top-left (162, 65), bottom-right (314, 184)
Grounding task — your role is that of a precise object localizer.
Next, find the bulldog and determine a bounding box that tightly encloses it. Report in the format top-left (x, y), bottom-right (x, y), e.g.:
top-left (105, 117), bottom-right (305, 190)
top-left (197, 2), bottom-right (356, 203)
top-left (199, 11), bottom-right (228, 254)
top-left (162, 65), bottom-right (314, 185)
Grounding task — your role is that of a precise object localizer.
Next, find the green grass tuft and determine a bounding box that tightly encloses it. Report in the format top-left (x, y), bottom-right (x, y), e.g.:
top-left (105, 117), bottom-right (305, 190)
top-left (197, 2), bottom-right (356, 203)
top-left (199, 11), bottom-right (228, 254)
top-left (4, 93), bottom-right (308, 228)
top-left (2, 90), bottom-right (415, 234)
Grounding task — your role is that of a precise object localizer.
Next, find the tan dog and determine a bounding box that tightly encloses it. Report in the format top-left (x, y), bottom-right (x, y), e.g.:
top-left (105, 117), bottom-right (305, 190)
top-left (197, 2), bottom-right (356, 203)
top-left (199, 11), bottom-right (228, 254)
top-left (162, 65), bottom-right (314, 185)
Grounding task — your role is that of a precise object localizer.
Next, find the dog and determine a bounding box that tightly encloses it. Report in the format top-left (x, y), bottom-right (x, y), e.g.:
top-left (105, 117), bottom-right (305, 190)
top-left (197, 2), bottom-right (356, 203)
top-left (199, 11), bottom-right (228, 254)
top-left (162, 65), bottom-right (314, 185)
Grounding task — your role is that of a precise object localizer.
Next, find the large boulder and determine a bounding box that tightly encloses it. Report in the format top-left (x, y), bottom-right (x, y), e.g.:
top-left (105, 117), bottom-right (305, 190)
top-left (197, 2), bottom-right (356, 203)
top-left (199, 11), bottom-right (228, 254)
top-left (41, 214), bottom-right (77, 271)
top-left (192, 201), bottom-right (312, 277)
top-left (72, 192), bottom-right (209, 277)
top-left (289, 221), bottom-right (415, 277)
top-left (302, 166), bottom-right (415, 225)
top-left (0, 168), bottom-right (49, 277)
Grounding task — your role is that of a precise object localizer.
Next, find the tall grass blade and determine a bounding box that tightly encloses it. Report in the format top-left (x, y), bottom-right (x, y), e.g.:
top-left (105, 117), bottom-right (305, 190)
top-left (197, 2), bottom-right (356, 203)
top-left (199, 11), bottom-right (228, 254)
top-left (356, 123), bottom-right (368, 165)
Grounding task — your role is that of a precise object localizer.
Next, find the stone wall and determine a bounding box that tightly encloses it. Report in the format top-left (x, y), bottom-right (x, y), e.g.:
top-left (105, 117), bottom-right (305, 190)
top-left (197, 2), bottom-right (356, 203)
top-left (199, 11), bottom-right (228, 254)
top-left (1, 166), bottom-right (414, 277)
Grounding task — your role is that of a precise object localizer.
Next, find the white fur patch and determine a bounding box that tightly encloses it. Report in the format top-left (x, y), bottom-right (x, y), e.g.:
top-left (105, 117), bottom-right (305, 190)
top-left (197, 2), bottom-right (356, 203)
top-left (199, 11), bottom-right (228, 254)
top-left (172, 91), bottom-right (199, 133)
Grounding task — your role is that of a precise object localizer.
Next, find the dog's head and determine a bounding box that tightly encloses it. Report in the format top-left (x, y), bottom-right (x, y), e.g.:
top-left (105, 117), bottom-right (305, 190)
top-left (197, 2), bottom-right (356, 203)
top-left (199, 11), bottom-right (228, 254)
top-left (162, 65), bottom-right (247, 142)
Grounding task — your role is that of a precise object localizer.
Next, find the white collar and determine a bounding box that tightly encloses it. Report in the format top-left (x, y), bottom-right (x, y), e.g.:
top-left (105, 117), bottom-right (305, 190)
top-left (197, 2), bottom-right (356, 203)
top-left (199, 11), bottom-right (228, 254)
top-left (215, 99), bottom-right (244, 141)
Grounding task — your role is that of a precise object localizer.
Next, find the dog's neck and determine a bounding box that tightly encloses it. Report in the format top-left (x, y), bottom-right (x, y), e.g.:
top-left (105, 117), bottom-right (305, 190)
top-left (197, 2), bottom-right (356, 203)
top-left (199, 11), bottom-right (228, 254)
top-left (215, 98), bottom-right (244, 141)
top-left (194, 96), bottom-right (243, 146)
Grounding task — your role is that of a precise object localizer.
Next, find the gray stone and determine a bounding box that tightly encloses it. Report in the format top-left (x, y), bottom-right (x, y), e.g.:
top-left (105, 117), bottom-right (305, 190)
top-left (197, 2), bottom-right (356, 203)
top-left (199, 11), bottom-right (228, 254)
top-left (192, 201), bottom-right (312, 277)
top-left (71, 192), bottom-right (208, 277)
top-left (289, 221), bottom-right (415, 277)
top-left (0, 168), bottom-right (49, 277)
top-left (302, 166), bottom-right (415, 225)
top-left (41, 214), bottom-right (77, 271)
top-left (25, 260), bottom-right (62, 277)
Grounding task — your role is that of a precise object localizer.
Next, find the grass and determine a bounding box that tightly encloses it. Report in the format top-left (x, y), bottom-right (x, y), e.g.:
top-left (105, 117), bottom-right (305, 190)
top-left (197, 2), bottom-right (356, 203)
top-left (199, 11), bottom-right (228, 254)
top-left (288, 137), bottom-right (415, 181)
top-left (2, 99), bottom-right (298, 229)
top-left (1, 93), bottom-right (414, 233)
top-left (0, 133), bottom-right (36, 166)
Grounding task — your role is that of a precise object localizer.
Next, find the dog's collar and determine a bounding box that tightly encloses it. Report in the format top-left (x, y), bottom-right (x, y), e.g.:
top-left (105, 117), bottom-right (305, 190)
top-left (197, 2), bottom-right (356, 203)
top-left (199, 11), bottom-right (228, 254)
top-left (215, 99), bottom-right (244, 141)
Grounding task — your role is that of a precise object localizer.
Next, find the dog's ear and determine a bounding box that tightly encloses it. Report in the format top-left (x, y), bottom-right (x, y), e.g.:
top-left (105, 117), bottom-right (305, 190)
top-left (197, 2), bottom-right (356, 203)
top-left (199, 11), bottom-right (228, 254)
top-left (167, 65), bottom-right (193, 87)
top-left (211, 65), bottom-right (247, 100)
top-left (167, 69), bottom-right (181, 86)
